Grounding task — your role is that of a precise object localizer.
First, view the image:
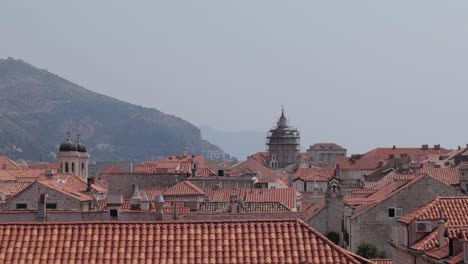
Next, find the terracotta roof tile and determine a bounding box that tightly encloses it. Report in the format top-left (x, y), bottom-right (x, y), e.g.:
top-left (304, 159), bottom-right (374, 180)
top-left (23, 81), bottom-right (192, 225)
top-left (364, 147), bottom-right (450, 162)
top-left (445, 251), bottom-right (464, 264)
top-left (399, 197), bottom-right (468, 226)
top-left (409, 230), bottom-right (446, 251)
top-left (27, 162), bottom-right (60, 170)
top-left (164, 181), bottom-right (205, 196)
top-left (293, 168), bottom-right (335, 182)
top-left (0, 155), bottom-right (22, 170)
top-left (0, 219), bottom-right (362, 263)
top-left (425, 244), bottom-right (449, 260)
top-left (307, 198), bottom-right (326, 219)
top-left (99, 166), bottom-right (127, 174)
top-left (336, 156), bottom-right (384, 170)
top-left (205, 188), bottom-right (298, 210)
top-left (0, 181), bottom-right (31, 196)
top-left (446, 226), bottom-right (468, 241)
top-left (198, 201), bottom-right (291, 213)
top-left (419, 168), bottom-right (460, 186)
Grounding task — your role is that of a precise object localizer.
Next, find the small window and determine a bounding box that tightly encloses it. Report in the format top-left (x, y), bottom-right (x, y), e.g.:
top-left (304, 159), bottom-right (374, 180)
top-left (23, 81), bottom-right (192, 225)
top-left (110, 209), bottom-right (118, 217)
top-left (388, 207), bottom-right (402, 218)
top-left (16, 203), bottom-right (27, 209)
top-left (46, 203), bottom-right (57, 209)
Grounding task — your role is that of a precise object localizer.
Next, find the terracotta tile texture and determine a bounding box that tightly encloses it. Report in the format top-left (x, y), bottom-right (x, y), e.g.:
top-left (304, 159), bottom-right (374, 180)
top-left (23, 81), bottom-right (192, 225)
top-left (363, 147), bottom-right (449, 162)
top-left (205, 188), bottom-right (298, 210)
top-left (0, 155), bottom-right (22, 170)
top-left (419, 168), bottom-right (460, 186)
top-left (0, 219), bottom-right (362, 264)
top-left (164, 181), bottom-right (205, 196)
top-left (336, 156), bottom-right (384, 170)
top-left (399, 197), bottom-right (468, 226)
top-left (293, 168), bottom-right (335, 182)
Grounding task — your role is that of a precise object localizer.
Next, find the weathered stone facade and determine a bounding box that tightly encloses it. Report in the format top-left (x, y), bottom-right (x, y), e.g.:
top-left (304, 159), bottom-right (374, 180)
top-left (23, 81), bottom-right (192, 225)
top-left (344, 175), bottom-right (463, 255)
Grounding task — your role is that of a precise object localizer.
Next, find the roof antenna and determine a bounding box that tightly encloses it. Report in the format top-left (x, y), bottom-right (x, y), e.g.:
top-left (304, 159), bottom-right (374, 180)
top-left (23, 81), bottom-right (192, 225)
top-left (67, 129), bottom-right (71, 141)
top-left (77, 132), bottom-right (81, 143)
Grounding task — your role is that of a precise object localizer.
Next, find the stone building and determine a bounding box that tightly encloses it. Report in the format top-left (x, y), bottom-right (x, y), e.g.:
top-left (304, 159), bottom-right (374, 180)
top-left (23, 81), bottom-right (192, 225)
top-left (391, 196), bottom-right (468, 264)
top-left (307, 143), bottom-right (347, 166)
top-left (343, 175), bottom-right (464, 256)
top-left (57, 133), bottom-right (90, 180)
top-left (266, 109), bottom-right (300, 169)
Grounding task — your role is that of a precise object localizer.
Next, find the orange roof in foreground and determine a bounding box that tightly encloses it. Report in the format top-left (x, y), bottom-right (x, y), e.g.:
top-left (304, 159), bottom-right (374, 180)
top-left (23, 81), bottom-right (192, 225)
top-left (0, 219), bottom-right (361, 264)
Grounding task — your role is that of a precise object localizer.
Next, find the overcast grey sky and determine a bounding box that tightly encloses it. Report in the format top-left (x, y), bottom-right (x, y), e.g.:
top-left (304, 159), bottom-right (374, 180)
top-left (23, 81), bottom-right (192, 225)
top-left (1, 1), bottom-right (468, 154)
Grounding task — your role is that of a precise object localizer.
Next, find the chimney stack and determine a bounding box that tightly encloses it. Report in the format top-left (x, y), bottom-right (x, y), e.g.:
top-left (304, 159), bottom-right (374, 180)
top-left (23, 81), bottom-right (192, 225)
top-left (45, 169), bottom-right (55, 179)
top-left (173, 202), bottom-right (179, 220)
top-left (86, 177), bottom-right (94, 192)
top-left (129, 184), bottom-right (142, 210)
top-left (230, 195), bottom-right (239, 213)
top-left (434, 144), bottom-right (440, 150)
top-left (141, 192), bottom-right (150, 211)
top-left (421, 144), bottom-right (429, 150)
top-left (154, 195), bottom-right (165, 220)
top-left (37, 193), bottom-right (48, 222)
top-left (191, 162), bottom-right (198, 177)
top-left (437, 208), bottom-right (446, 248)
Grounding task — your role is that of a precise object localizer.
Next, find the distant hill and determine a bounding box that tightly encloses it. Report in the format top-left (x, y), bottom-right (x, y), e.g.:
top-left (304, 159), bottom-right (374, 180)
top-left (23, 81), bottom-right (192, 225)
top-left (0, 57), bottom-right (226, 162)
top-left (200, 125), bottom-right (266, 161)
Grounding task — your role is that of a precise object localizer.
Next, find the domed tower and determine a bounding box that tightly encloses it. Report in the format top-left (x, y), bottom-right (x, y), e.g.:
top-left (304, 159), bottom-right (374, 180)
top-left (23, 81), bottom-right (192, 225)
top-left (266, 109), bottom-right (300, 168)
top-left (57, 132), bottom-right (89, 179)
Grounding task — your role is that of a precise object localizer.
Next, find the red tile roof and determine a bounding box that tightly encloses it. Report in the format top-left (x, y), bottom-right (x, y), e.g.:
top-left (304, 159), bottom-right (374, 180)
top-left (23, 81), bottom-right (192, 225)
top-left (0, 219), bottom-right (362, 263)
top-left (0, 169), bottom-right (46, 181)
top-left (205, 188), bottom-right (298, 210)
top-left (99, 165), bottom-right (127, 174)
top-left (399, 197), bottom-right (468, 226)
top-left (364, 147), bottom-right (449, 162)
top-left (293, 168), bottom-right (335, 182)
top-left (0, 181), bottom-right (31, 196)
top-left (164, 181), bottom-right (205, 196)
top-left (420, 168), bottom-right (460, 186)
top-left (446, 226), bottom-right (468, 241)
top-left (0, 155), bottom-right (22, 170)
top-left (363, 172), bottom-right (417, 189)
top-left (336, 156), bottom-right (384, 170)
top-left (307, 198), bottom-right (326, 219)
top-left (409, 229), bottom-right (445, 251)
top-left (27, 162), bottom-right (60, 170)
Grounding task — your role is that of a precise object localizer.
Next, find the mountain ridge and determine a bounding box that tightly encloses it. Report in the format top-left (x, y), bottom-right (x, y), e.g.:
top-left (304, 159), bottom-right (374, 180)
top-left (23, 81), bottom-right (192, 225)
top-left (0, 57), bottom-right (226, 162)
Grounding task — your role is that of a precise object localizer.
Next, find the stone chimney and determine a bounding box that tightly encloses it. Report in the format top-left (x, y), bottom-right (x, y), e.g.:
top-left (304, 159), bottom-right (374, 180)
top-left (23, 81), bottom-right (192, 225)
top-left (0, 192), bottom-right (5, 203)
top-left (141, 192), bottom-right (150, 211)
top-left (438, 208), bottom-right (446, 248)
top-left (106, 194), bottom-right (123, 219)
top-left (129, 184), bottom-right (142, 210)
top-left (421, 144), bottom-right (429, 150)
top-left (434, 144), bottom-right (441, 150)
top-left (154, 195), bottom-right (165, 220)
top-left (191, 162), bottom-right (198, 177)
top-left (45, 169), bottom-right (55, 179)
top-left (230, 195), bottom-right (239, 213)
top-left (86, 177), bottom-right (95, 192)
top-left (37, 193), bottom-right (48, 222)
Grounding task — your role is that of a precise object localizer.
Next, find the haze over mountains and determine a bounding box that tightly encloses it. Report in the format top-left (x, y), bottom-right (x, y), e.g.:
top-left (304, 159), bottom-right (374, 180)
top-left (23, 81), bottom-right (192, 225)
top-left (0, 57), bottom-right (226, 162)
top-left (199, 125), bottom-right (266, 160)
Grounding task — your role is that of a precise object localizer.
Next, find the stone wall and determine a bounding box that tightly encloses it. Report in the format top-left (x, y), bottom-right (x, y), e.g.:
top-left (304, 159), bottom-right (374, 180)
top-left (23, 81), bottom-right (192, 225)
top-left (348, 176), bottom-right (464, 255)
top-left (2, 182), bottom-right (84, 211)
top-left (107, 173), bottom-right (186, 198)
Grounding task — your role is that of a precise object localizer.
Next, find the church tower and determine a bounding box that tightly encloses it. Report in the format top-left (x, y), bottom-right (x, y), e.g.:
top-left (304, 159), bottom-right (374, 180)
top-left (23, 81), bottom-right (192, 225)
top-left (266, 109), bottom-right (300, 168)
top-left (57, 132), bottom-right (89, 179)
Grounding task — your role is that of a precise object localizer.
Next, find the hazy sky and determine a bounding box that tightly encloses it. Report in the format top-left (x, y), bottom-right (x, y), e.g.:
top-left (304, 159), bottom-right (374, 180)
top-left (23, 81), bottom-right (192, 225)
top-left (2, 1), bottom-right (468, 154)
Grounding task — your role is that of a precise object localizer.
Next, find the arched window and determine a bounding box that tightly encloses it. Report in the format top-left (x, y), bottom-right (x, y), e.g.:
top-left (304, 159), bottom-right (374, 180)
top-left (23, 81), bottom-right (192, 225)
top-left (65, 162), bottom-right (69, 173)
top-left (71, 163), bottom-right (75, 173)
top-left (81, 163), bottom-right (85, 175)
